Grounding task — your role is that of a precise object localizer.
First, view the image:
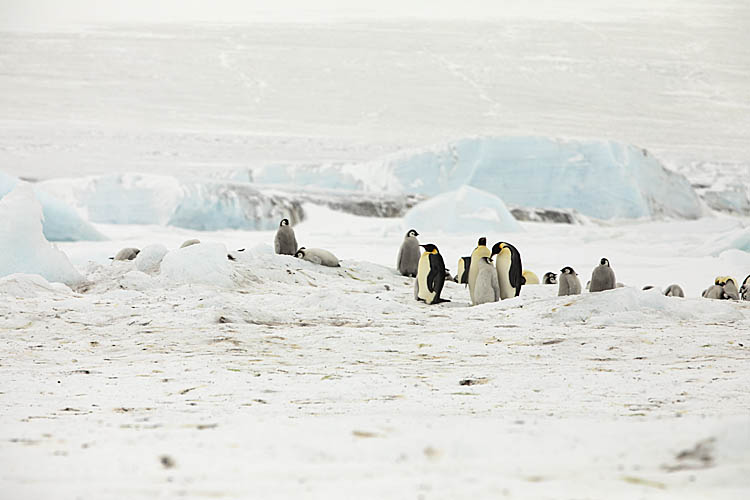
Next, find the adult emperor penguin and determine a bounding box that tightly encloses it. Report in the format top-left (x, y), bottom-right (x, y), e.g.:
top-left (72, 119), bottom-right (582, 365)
top-left (491, 241), bottom-right (524, 299)
top-left (542, 272), bottom-right (558, 285)
top-left (663, 284), bottom-right (685, 297)
top-left (715, 276), bottom-right (740, 300)
top-left (558, 266), bottom-right (582, 296)
top-left (468, 238), bottom-right (491, 304)
top-left (294, 247), bottom-right (340, 267)
top-left (414, 244), bottom-right (450, 305)
top-left (589, 257), bottom-right (616, 292)
top-left (112, 247), bottom-right (140, 261)
top-left (522, 270), bottom-right (540, 285)
top-left (473, 256), bottom-right (500, 305)
top-left (274, 218), bottom-right (298, 256)
top-left (455, 256), bottom-right (471, 284)
top-left (740, 275), bottom-right (750, 301)
top-left (396, 229), bottom-right (421, 277)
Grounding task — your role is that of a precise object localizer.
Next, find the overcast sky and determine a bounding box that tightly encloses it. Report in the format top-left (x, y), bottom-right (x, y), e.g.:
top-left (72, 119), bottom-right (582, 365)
top-left (0, 0), bottom-right (731, 31)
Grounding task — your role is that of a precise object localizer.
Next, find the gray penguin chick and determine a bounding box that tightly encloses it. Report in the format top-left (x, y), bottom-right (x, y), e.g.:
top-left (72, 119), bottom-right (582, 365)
top-left (663, 284), bottom-right (685, 297)
top-left (295, 247), bottom-right (340, 267)
top-left (274, 218), bottom-right (298, 255)
top-left (558, 266), bottom-right (582, 296)
top-left (396, 229), bottom-right (420, 277)
top-left (473, 257), bottom-right (500, 305)
top-left (113, 247), bottom-right (140, 261)
top-left (589, 257), bottom-right (616, 292)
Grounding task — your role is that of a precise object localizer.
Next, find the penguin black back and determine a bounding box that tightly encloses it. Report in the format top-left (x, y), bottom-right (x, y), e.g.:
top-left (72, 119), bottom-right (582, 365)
top-left (419, 244), bottom-right (449, 304)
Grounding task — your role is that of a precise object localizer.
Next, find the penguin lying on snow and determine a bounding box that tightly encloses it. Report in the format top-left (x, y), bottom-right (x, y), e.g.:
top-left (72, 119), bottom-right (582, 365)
top-left (542, 272), bottom-right (557, 285)
top-left (663, 284), bottom-right (685, 297)
top-left (111, 247), bottom-right (140, 261)
top-left (558, 266), bottom-right (581, 296)
top-left (180, 239), bottom-right (200, 248)
top-left (294, 247), bottom-right (340, 267)
top-left (491, 242), bottom-right (524, 299)
top-left (396, 229), bottom-right (420, 277)
top-left (740, 275), bottom-right (750, 301)
top-left (705, 276), bottom-right (739, 300)
top-left (275, 218), bottom-right (298, 256)
top-left (414, 244), bottom-right (450, 305)
top-left (468, 238), bottom-right (491, 304)
top-left (589, 258), bottom-right (616, 292)
top-left (455, 256), bottom-right (471, 284)
top-left (473, 256), bottom-right (500, 305)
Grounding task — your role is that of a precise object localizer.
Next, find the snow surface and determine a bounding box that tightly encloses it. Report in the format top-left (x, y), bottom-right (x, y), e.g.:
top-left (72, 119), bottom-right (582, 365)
top-left (160, 242), bottom-right (234, 288)
top-left (133, 244), bottom-right (168, 274)
top-left (0, 171), bottom-right (105, 242)
top-left (0, 183), bottom-right (85, 286)
top-left (404, 185), bottom-right (522, 235)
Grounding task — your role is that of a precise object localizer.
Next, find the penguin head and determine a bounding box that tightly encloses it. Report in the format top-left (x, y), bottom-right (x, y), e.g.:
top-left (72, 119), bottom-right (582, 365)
top-left (407, 229), bottom-right (419, 238)
top-left (491, 242), bottom-right (512, 257)
top-left (280, 218), bottom-right (290, 227)
top-left (560, 266), bottom-right (576, 275)
top-left (420, 244), bottom-right (439, 254)
top-left (481, 256), bottom-right (493, 264)
top-left (477, 237), bottom-right (487, 247)
top-left (600, 257), bottom-right (610, 266)
top-left (294, 248), bottom-right (305, 259)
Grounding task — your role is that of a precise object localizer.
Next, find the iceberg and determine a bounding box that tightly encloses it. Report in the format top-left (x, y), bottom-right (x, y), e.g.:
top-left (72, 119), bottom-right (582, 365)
top-left (0, 183), bottom-right (85, 286)
top-left (404, 185), bottom-right (522, 235)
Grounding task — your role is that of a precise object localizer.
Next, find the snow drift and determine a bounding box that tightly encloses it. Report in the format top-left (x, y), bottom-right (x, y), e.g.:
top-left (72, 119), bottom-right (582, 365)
top-left (0, 183), bottom-right (85, 287)
top-left (404, 185), bottom-right (522, 234)
top-left (0, 171), bottom-right (106, 242)
top-left (160, 243), bottom-right (235, 288)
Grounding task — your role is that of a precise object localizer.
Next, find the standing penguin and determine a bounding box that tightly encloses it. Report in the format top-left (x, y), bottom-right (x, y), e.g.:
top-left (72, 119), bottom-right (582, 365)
top-left (740, 275), bottom-right (750, 301)
top-left (468, 237), bottom-right (491, 304)
top-left (542, 272), bottom-right (558, 285)
top-left (491, 242), bottom-right (524, 299)
top-left (274, 218), bottom-right (298, 255)
top-left (455, 256), bottom-right (471, 284)
top-left (558, 266), bottom-right (582, 296)
top-left (663, 284), bottom-right (685, 297)
top-left (396, 229), bottom-right (421, 277)
top-left (414, 244), bottom-right (450, 305)
top-left (473, 256), bottom-right (500, 305)
top-left (589, 258), bottom-right (616, 292)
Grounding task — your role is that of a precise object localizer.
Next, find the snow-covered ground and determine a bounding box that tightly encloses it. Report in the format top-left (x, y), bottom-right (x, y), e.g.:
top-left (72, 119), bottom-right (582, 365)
top-left (2, 197), bottom-right (750, 498)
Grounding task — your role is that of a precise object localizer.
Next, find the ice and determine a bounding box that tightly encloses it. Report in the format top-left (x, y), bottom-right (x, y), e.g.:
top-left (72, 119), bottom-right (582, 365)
top-left (133, 244), bottom-right (169, 274)
top-left (0, 183), bottom-right (85, 286)
top-left (0, 273), bottom-right (73, 298)
top-left (0, 171), bottom-right (105, 242)
top-left (403, 185), bottom-right (522, 235)
top-left (159, 242), bottom-right (234, 288)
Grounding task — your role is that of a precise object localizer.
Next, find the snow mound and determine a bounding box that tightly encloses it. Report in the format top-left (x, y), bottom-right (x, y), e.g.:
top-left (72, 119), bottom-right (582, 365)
top-left (39, 173), bottom-right (303, 231)
top-left (160, 243), bottom-right (234, 288)
top-left (0, 273), bottom-right (73, 298)
top-left (0, 183), bottom-right (85, 287)
top-left (404, 185), bottom-right (522, 234)
top-left (548, 287), bottom-right (743, 325)
top-left (0, 171), bottom-right (105, 242)
top-left (134, 244), bottom-right (169, 273)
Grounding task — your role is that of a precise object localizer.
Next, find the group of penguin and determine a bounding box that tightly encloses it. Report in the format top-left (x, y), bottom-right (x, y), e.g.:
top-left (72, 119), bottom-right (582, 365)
top-left (110, 219), bottom-right (750, 305)
top-left (395, 229), bottom-right (750, 306)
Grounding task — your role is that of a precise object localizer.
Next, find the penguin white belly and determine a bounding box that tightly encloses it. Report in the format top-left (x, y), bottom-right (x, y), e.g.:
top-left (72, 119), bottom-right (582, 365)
top-left (417, 254), bottom-right (436, 304)
top-left (496, 254), bottom-right (514, 299)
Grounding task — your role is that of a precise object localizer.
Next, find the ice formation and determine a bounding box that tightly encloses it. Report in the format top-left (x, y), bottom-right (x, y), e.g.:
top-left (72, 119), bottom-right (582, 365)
top-left (0, 183), bottom-right (85, 286)
top-left (134, 244), bottom-right (169, 274)
top-left (159, 243), bottom-right (234, 288)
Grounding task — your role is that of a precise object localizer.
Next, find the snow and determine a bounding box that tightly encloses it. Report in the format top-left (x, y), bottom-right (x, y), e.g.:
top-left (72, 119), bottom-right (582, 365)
top-left (160, 242), bottom-right (235, 288)
top-left (0, 171), bottom-right (106, 242)
top-left (0, 183), bottom-right (85, 286)
top-left (133, 244), bottom-right (169, 274)
top-left (404, 185), bottom-right (522, 235)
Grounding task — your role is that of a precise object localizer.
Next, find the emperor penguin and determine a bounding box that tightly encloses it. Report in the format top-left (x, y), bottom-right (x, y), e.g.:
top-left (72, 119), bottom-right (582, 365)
top-left (112, 247), bottom-right (140, 261)
top-left (557, 266), bottom-right (582, 296)
top-left (274, 218), bottom-right (298, 255)
top-left (414, 244), bottom-right (450, 305)
top-left (473, 256), bottom-right (500, 305)
top-left (294, 247), bottom-right (340, 267)
top-left (589, 258), bottom-right (616, 292)
top-left (396, 229), bottom-right (421, 277)
top-left (491, 241), bottom-right (524, 299)
top-left (740, 275), bottom-right (750, 301)
top-left (542, 272), bottom-right (557, 285)
top-left (467, 237), bottom-right (491, 304)
top-left (663, 284), bottom-right (685, 297)
top-left (715, 276), bottom-right (739, 300)
top-left (522, 270), bottom-right (540, 285)
top-left (180, 239), bottom-right (200, 248)
top-left (702, 284), bottom-right (728, 300)
top-left (455, 256), bottom-right (471, 284)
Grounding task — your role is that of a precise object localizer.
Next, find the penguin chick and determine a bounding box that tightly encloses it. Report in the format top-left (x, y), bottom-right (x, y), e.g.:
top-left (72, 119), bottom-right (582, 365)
top-left (180, 239), bottom-right (200, 248)
top-left (522, 270), bottom-right (540, 285)
top-left (113, 247), bottom-right (140, 261)
top-left (455, 256), bottom-right (471, 284)
top-left (542, 272), bottom-right (558, 285)
top-left (491, 242), bottom-right (524, 299)
top-left (274, 218), bottom-right (298, 255)
top-left (557, 266), bottom-right (582, 296)
top-left (294, 247), bottom-right (340, 267)
top-left (396, 229), bottom-right (420, 277)
top-left (703, 284), bottom-right (728, 300)
top-left (472, 256), bottom-right (500, 305)
top-left (589, 257), bottom-right (616, 292)
top-left (663, 284), bottom-right (684, 297)
top-left (468, 237), bottom-right (491, 304)
top-left (740, 275), bottom-right (750, 301)
top-left (415, 244), bottom-right (450, 305)
top-left (722, 279), bottom-right (740, 300)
